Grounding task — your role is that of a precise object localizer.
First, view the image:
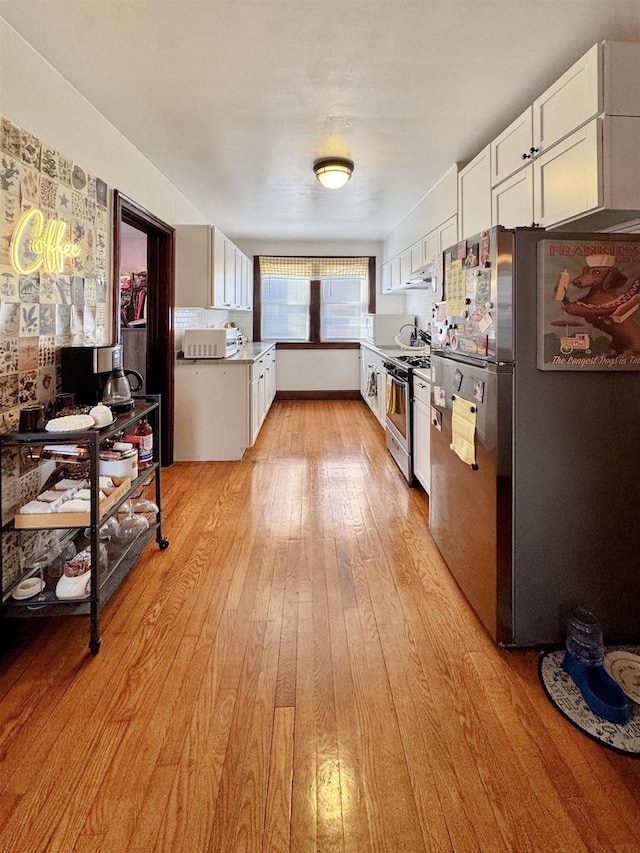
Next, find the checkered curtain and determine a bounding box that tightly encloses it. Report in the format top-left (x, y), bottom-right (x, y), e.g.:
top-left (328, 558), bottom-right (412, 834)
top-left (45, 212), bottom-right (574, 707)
top-left (259, 256), bottom-right (369, 279)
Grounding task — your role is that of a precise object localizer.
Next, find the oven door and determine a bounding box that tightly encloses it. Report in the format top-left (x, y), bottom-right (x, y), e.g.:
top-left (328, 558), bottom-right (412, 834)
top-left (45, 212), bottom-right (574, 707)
top-left (385, 371), bottom-right (412, 482)
top-left (386, 372), bottom-right (409, 445)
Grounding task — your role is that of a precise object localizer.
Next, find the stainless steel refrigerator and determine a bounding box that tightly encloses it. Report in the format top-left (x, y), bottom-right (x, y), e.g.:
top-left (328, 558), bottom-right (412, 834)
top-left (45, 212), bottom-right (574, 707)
top-left (429, 226), bottom-right (640, 645)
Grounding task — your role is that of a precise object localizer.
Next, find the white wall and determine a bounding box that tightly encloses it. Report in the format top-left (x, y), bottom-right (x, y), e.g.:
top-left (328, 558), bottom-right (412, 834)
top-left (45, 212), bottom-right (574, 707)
top-left (0, 20), bottom-right (208, 228)
top-left (277, 350), bottom-right (360, 392)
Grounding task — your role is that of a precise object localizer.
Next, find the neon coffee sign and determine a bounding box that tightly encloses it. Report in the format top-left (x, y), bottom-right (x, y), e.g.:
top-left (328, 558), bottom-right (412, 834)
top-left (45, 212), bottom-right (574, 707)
top-left (10, 208), bottom-right (81, 275)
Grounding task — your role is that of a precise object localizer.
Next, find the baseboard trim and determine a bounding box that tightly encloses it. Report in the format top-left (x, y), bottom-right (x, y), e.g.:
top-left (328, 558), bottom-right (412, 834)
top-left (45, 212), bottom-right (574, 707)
top-left (275, 390), bottom-right (362, 401)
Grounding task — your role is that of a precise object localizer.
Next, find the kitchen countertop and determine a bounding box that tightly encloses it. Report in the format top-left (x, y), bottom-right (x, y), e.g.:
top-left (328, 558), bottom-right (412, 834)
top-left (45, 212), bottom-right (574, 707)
top-left (177, 341), bottom-right (275, 365)
top-left (360, 342), bottom-right (408, 359)
top-left (361, 341), bottom-right (431, 361)
top-left (413, 367), bottom-right (432, 383)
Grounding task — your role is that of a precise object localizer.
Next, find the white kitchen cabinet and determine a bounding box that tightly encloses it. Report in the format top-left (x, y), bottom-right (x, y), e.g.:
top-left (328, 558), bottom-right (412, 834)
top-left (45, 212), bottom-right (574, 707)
top-left (399, 249), bottom-right (412, 288)
top-left (390, 256), bottom-right (402, 291)
top-left (410, 240), bottom-right (423, 273)
top-left (438, 215), bottom-right (458, 254)
top-left (491, 107), bottom-right (534, 187)
top-left (491, 114), bottom-right (640, 231)
top-left (360, 347), bottom-right (369, 400)
top-left (175, 224), bottom-right (252, 311)
top-left (422, 230), bottom-right (438, 267)
top-left (175, 345), bottom-right (276, 460)
top-left (175, 224), bottom-right (222, 308)
top-left (360, 345), bottom-right (387, 428)
top-left (533, 118), bottom-right (600, 228)
top-left (487, 41), bottom-right (640, 232)
top-left (458, 145), bottom-right (491, 240)
top-left (223, 239), bottom-right (237, 308)
top-left (236, 251), bottom-right (253, 311)
top-left (175, 361), bottom-right (251, 460)
top-left (422, 215), bottom-right (458, 265)
top-left (381, 261), bottom-right (392, 294)
top-left (412, 374), bottom-right (431, 493)
top-left (270, 348), bottom-right (277, 404)
top-left (491, 166), bottom-right (535, 229)
top-left (251, 351), bottom-right (273, 443)
top-left (533, 43), bottom-right (600, 156)
top-left (360, 348), bottom-right (377, 416)
top-left (375, 361), bottom-right (387, 427)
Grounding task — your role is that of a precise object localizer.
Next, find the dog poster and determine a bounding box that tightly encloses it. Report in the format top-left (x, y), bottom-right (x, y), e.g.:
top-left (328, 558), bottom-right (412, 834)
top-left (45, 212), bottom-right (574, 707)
top-left (537, 238), bottom-right (640, 370)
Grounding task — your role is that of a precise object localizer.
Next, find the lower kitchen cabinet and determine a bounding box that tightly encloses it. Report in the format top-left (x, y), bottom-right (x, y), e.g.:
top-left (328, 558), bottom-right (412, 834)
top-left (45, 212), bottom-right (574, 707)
top-left (175, 344), bottom-right (276, 461)
top-left (360, 345), bottom-right (387, 428)
top-left (412, 373), bottom-right (431, 493)
top-left (251, 347), bottom-right (276, 444)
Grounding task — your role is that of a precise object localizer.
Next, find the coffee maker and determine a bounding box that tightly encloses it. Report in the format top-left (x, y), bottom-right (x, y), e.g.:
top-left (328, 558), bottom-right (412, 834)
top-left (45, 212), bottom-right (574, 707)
top-left (60, 345), bottom-right (134, 405)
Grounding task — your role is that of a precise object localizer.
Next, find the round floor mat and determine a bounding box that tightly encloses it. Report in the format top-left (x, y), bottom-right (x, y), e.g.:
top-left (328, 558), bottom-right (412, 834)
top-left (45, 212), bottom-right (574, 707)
top-left (539, 647), bottom-right (640, 757)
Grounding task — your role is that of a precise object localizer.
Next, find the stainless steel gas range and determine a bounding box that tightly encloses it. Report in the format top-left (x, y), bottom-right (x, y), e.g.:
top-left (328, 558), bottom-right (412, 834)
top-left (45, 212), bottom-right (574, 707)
top-left (383, 352), bottom-right (431, 483)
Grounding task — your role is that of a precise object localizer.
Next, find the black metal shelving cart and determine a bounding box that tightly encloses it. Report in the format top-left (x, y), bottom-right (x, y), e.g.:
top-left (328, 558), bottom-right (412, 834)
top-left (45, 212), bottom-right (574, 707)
top-left (0, 396), bottom-right (169, 654)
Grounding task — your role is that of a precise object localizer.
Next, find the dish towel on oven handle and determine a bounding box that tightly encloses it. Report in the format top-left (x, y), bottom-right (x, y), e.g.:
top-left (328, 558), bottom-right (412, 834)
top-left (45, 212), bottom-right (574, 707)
top-left (450, 396), bottom-right (477, 467)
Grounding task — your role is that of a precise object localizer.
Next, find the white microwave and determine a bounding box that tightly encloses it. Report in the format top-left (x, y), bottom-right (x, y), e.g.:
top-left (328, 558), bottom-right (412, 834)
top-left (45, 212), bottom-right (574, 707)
top-left (183, 328), bottom-right (240, 359)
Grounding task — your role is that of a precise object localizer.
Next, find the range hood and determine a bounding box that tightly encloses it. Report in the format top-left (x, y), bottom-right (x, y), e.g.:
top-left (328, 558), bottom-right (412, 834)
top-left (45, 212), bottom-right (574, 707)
top-left (404, 263), bottom-right (433, 289)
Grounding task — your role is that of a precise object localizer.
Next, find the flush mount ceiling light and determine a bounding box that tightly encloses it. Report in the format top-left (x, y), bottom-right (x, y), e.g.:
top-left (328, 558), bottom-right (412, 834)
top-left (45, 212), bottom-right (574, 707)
top-left (313, 157), bottom-right (354, 189)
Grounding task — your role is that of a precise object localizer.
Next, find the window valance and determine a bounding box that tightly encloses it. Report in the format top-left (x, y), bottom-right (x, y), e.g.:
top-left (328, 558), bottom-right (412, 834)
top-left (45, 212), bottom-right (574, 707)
top-left (259, 256), bottom-right (370, 279)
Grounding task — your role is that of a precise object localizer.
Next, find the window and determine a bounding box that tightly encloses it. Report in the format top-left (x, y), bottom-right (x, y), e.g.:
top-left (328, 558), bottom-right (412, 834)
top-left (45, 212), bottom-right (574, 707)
top-left (262, 277), bottom-right (309, 341)
top-left (255, 257), bottom-right (375, 344)
top-left (321, 277), bottom-right (368, 341)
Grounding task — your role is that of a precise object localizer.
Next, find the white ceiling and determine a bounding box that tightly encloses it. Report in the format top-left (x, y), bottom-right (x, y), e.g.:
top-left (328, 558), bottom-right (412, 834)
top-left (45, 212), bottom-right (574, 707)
top-left (1, 1), bottom-right (640, 241)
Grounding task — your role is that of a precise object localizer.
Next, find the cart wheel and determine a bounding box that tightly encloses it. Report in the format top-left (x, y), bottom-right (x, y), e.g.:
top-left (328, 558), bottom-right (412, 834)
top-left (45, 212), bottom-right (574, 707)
top-left (158, 538), bottom-right (170, 550)
top-left (89, 639), bottom-right (101, 655)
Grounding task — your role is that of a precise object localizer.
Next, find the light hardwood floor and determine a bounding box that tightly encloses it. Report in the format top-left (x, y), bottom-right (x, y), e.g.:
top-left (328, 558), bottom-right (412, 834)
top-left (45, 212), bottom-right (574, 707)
top-left (1, 400), bottom-right (639, 852)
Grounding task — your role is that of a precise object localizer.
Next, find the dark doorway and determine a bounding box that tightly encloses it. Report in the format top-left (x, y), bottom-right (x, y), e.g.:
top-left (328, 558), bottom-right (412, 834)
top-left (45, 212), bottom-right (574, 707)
top-left (112, 191), bottom-right (175, 465)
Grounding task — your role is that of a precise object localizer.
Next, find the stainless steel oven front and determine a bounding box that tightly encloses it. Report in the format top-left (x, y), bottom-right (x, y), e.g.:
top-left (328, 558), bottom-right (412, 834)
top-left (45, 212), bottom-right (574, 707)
top-left (384, 362), bottom-right (412, 482)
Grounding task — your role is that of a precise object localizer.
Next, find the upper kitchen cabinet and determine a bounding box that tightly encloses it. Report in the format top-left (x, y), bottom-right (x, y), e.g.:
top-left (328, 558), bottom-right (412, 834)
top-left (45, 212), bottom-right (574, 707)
top-left (237, 252), bottom-right (253, 312)
top-left (532, 42), bottom-right (600, 156)
top-left (533, 119), bottom-right (599, 228)
top-left (399, 249), bottom-right (413, 287)
top-left (381, 261), bottom-right (392, 294)
top-left (422, 215), bottom-right (457, 266)
top-left (175, 225), bottom-right (253, 310)
top-left (491, 165), bottom-right (534, 230)
top-left (489, 41), bottom-right (640, 231)
top-left (458, 145), bottom-right (491, 240)
top-left (490, 107), bottom-right (534, 187)
top-left (410, 240), bottom-right (423, 274)
top-left (391, 256), bottom-right (402, 290)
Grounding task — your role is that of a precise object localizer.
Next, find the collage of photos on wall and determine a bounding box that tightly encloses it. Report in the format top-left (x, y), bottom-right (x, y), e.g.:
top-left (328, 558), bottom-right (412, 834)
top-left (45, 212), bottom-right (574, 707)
top-left (0, 113), bottom-right (111, 586)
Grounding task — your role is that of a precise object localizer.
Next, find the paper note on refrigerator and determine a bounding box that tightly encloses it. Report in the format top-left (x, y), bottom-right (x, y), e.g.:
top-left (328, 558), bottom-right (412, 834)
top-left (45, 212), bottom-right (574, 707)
top-left (450, 396), bottom-right (477, 466)
top-left (446, 261), bottom-right (466, 316)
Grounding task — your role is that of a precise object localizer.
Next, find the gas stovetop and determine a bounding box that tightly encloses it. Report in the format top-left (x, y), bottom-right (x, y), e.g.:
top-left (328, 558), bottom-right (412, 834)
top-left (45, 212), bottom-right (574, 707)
top-left (395, 354), bottom-right (431, 369)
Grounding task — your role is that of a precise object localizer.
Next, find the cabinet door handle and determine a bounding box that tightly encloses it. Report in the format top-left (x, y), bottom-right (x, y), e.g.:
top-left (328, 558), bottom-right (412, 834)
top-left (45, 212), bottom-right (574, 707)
top-left (530, 146), bottom-right (539, 155)
top-left (522, 152), bottom-right (532, 160)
